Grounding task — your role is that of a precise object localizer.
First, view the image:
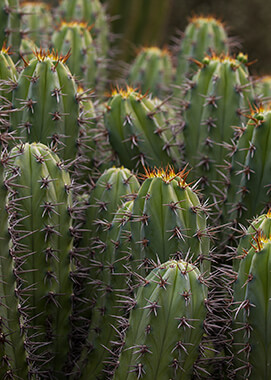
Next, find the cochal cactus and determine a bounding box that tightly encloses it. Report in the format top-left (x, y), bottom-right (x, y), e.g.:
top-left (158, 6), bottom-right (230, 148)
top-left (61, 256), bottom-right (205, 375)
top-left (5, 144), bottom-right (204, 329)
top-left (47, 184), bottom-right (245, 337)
top-left (104, 87), bottom-right (180, 171)
top-left (0, 44), bottom-right (17, 133)
top-left (231, 211), bottom-right (271, 272)
top-left (0, 147), bottom-right (28, 379)
top-left (76, 89), bottom-right (118, 184)
top-left (174, 16), bottom-right (229, 93)
top-left (113, 259), bottom-right (208, 380)
top-left (78, 200), bottom-right (134, 379)
top-left (128, 166), bottom-right (211, 275)
top-left (128, 46), bottom-right (173, 97)
top-left (254, 75), bottom-right (271, 105)
top-left (0, 0), bottom-right (21, 60)
top-left (180, 53), bottom-right (253, 205)
top-left (226, 108), bottom-right (271, 226)
top-left (20, 1), bottom-right (52, 46)
top-left (5, 142), bottom-right (74, 378)
top-left (57, 0), bottom-right (109, 61)
top-left (73, 167), bottom-right (139, 343)
top-left (232, 227), bottom-right (271, 379)
top-left (52, 22), bottom-right (100, 90)
top-left (10, 49), bottom-right (80, 162)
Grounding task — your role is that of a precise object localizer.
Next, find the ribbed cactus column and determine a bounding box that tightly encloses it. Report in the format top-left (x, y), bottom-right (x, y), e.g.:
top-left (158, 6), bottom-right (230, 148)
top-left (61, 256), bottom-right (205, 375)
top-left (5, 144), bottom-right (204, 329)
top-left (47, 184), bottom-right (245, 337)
top-left (232, 211), bottom-right (271, 272)
top-left (0, 45), bottom-right (17, 132)
top-left (128, 47), bottom-right (173, 97)
top-left (174, 16), bottom-right (229, 90)
top-left (10, 49), bottom-right (80, 162)
top-left (0, 149), bottom-right (28, 379)
top-left (226, 108), bottom-right (271, 226)
top-left (21, 1), bottom-right (52, 46)
top-left (6, 143), bottom-right (73, 378)
top-left (52, 22), bottom-right (99, 90)
top-left (105, 87), bottom-right (179, 171)
top-left (113, 260), bottom-right (207, 380)
top-left (254, 76), bottom-right (271, 104)
top-left (57, 0), bottom-right (109, 60)
top-left (232, 230), bottom-right (271, 379)
top-left (0, 0), bottom-right (21, 60)
top-left (180, 53), bottom-right (253, 204)
top-left (78, 200), bottom-right (134, 378)
top-left (130, 167), bottom-right (210, 275)
top-left (73, 167), bottom-right (139, 356)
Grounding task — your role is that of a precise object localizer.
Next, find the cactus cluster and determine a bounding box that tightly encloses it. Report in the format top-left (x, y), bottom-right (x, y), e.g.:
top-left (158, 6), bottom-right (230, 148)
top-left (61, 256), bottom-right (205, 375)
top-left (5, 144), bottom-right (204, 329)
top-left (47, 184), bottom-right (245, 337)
top-left (1, 2), bottom-right (271, 379)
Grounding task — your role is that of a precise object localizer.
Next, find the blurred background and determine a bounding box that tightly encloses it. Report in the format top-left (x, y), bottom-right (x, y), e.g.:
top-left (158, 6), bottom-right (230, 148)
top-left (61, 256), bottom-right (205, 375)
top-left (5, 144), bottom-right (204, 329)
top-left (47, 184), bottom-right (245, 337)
top-left (105, 0), bottom-right (271, 76)
top-left (48, 0), bottom-right (271, 75)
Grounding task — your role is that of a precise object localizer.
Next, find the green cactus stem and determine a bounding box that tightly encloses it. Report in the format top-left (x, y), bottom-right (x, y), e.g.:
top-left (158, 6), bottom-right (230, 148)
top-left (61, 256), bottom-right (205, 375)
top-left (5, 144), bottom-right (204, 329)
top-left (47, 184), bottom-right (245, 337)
top-left (128, 46), bottom-right (173, 97)
top-left (10, 49), bottom-right (80, 162)
top-left (5, 142), bottom-right (74, 378)
top-left (113, 259), bottom-right (207, 380)
top-left (104, 87), bottom-right (180, 171)
top-left (232, 232), bottom-right (271, 379)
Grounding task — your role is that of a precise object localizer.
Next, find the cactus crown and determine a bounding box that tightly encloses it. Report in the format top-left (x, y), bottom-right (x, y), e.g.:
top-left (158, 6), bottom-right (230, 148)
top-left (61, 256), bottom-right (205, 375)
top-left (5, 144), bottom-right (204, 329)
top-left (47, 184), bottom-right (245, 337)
top-left (59, 20), bottom-right (90, 29)
top-left (111, 86), bottom-right (140, 99)
top-left (141, 165), bottom-right (190, 187)
top-left (202, 52), bottom-right (248, 66)
top-left (1, 44), bottom-right (11, 55)
top-left (21, 1), bottom-right (50, 8)
top-left (33, 48), bottom-right (71, 63)
top-left (189, 14), bottom-right (225, 26)
top-left (139, 46), bottom-right (170, 56)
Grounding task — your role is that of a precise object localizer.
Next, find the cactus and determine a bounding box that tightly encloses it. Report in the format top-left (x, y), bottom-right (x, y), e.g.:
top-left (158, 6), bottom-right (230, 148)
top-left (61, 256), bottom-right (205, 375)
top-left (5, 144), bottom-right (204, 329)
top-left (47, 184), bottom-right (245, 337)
top-left (10, 49), bottom-right (80, 162)
top-left (57, 0), bottom-right (109, 61)
top-left (232, 231), bottom-right (271, 379)
top-left (113, 259), bottom-right (207, 380)
top-left (0, 45), bottom-right (17, 135)
top-left (226, 108), bottom-right (271, 227)
top-left (19, 37), bottom-right (37, 61)
top-left (0, 0), bottom-right (21, 61)
top-left (104, 87), bottom-right (180, 171)
top-left (5, 142), bottom-right (74, 377)
top-left (78, 200), bottom-right (134, 378)
top-left (128, 46), bottom-right (173, 97)
top-left (78, 166), bottom-right (139, 265)
top-left (128, 166), bottom-right (211, 275)
top-left (76, 90), bottom-right (119, 184)
top-left (180, 53), bottom-right (253, 204)
top-left (73, 167), bottom-right (139, 352)
top-left (52, 21), bottom-right (102, 91)
top-left (174, 16), bottom-right (229, 91)
top-left (21, 1), bottom-right (52, 46)
top-left (0, 148), bottom-right (29, 379)
top-left (232, 211), bottom-right (271, 272)
top-left (254, 75), bottom-right (271, 105)
top-left (0, 45), bottom-right (16, 96)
